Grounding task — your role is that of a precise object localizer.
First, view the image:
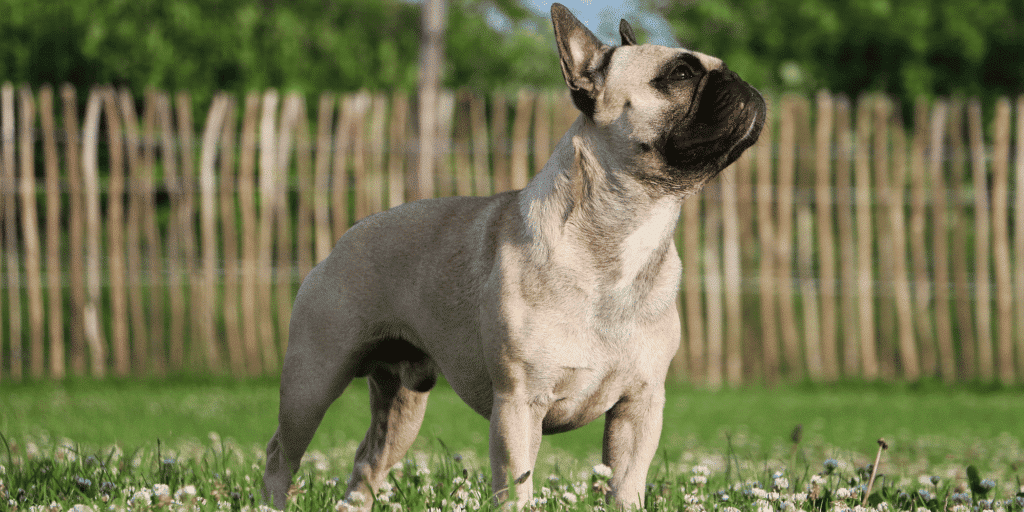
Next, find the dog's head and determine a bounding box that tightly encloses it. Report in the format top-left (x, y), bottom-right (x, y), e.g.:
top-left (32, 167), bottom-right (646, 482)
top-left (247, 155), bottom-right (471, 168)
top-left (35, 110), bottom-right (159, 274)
top-left (551, 3), bottom-right (765, 193)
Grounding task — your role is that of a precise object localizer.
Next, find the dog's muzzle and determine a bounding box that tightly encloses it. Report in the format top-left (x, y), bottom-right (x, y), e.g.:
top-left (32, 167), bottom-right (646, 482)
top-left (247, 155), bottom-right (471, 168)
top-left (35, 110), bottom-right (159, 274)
top-left (662, 67), bottom-right (766, 177)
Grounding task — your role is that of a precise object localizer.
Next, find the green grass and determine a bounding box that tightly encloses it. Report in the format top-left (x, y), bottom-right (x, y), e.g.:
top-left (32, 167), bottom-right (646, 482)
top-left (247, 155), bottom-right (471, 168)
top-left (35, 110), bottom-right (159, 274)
top-left (1, 379), bottom-right (1023, 510)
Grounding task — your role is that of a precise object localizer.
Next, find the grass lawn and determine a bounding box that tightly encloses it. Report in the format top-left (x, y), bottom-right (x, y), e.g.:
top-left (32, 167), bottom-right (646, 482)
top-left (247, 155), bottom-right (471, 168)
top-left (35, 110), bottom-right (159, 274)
top-left (1, 378), bottom-right (1022, 510)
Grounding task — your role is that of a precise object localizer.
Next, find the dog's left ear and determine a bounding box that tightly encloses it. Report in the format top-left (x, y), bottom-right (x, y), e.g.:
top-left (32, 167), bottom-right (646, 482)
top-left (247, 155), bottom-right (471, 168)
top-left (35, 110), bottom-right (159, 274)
top-left (551, 3), bottom-right (612, 117)
top-left (619, 19), bottom-right (637, 46)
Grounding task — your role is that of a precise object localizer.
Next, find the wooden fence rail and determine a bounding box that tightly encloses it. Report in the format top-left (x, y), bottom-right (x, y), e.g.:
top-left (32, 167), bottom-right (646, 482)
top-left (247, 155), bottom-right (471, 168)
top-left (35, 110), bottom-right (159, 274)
top-left (1, 83), bottom-right (1023, 385)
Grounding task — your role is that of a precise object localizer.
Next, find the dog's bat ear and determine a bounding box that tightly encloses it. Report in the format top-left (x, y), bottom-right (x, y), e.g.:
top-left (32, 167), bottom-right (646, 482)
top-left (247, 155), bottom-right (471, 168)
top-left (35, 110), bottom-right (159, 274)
top-left (551, 2), bottom-right (611, 118)
top-left (619, 19), bottom-right (637, 46)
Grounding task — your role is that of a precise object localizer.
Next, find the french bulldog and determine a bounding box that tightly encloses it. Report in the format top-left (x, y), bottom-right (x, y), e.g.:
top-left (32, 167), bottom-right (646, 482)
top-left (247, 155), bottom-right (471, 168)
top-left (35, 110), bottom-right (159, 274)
top-left (263, 3), bottom-right (764, 509)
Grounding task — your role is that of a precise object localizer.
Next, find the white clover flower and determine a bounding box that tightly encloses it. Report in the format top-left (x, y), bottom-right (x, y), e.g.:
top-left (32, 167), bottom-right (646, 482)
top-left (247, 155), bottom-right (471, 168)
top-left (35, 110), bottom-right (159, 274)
top-left (349, 491), bottom-right (368, 505)
top-left (915, 508), bottom-right (931, 512)
top-left (389, 504), bottom-right (403, 512)
top-left (791, 492), bottom-right (808, 502)
top-left (592, 464), bottom-right (613, 479)
top-left (153, 483), bottom-right (171, 498)
top-left (685, 493), bottom-right (702, 504)
top-left (767, 491), bottom-right (781, 501)
top-left (690, 475), bottom-right (708, 486)
top-left (218, 500), bottom-right (234, 511)
top-left (335, 499), bottom-right (358, 512)
top-left (70, 505), bottom-right (96, 512)
top-left (174, 484), bottom-right (197, 502)
top-left (724, 507), bottom-right (742, 512)
top-left (774, 477), bottom-right (790, 490)
top-left (757, 498), bottom-right (774, 512)
top-left (533, 496), bottom-right (549, 507)
top-left (810, 474), bottom-right (827, 486)
top-left (692, 465), bottom-right (711, 476)
top-left (132, 488), bottom-right (154, 506)
top-left (751, 488), bottom-right (768, 500)
top-left (562, 491), bottom-right (578, 504)
top-left (835, 487), bottom-right (852, 499)
top-left (573, 482), bottom-right (588, 495)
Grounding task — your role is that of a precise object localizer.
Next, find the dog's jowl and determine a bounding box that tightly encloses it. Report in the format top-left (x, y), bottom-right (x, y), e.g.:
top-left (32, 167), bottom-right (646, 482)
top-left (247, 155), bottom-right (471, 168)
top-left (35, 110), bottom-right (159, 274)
top-left (263, 3), bottom-right (764, 510)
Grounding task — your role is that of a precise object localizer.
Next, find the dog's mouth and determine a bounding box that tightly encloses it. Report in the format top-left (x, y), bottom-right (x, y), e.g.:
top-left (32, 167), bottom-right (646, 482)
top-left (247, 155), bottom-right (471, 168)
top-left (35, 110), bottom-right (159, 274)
top-left (658, 68), bottom-right (765, 181)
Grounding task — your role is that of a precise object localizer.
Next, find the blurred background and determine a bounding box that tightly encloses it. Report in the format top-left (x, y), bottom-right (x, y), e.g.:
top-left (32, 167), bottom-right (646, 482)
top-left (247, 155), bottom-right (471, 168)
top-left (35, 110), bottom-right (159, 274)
top-left (1, 0), bottom-right (1023, 386)
top-left (2, 0), bottom-right (1021, 108)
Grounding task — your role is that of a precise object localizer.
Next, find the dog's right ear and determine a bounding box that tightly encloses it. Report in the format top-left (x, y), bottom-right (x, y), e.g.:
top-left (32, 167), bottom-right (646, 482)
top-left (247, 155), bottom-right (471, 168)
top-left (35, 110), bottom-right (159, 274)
top-left (551, 3), bottom-right (611, 118)
top-left (619, 19), bottom-right (637, 46)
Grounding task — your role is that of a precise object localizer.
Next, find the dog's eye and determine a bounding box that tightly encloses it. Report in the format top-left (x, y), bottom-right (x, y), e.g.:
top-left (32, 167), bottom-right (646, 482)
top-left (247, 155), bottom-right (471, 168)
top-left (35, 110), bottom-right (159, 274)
top-left (669, 64), bottom-right (694, 81)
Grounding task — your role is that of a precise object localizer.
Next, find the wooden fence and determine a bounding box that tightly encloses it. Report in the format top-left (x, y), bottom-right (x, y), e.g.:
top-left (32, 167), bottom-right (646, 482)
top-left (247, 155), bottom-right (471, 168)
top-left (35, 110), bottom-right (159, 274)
top-left (1, 83), bottom-right (1023, 385)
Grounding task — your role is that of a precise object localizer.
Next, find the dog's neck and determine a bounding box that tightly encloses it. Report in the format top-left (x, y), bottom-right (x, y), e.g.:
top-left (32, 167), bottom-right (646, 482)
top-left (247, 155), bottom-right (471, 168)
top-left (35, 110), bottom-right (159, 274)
top-left (518, 115), bottom-right (683, 288)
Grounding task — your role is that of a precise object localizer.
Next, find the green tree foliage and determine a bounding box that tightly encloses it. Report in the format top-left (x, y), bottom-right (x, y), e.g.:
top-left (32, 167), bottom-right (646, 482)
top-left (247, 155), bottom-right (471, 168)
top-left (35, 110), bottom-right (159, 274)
top-left (0, 0), bottom-right (561, 107)
top-left (661, 0), bottom-right (1024, 108)
top-left (1, 0), bottom-right (1018, 111)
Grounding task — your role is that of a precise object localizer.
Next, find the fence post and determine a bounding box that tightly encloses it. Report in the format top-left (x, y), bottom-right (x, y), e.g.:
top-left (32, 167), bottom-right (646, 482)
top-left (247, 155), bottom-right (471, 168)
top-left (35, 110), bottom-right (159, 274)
top-left (174, 91), bottom-right (199, 371)
top-left (991, 97), bottom-right (1013, 384)
top-left (510, 90), bottom-right (534, 191)
top-left (814, 91), bottom-right (839, 380)
top-left (835, 95), bottom-right (859, 377)
top-left (18, 86), bottom-right (46, 380)
top-left (704, 179), bottom-right (723, 388)
top-left (755, 107), bottom-right (779, 383)
top-left (388, 92), bottom-right (410, 208)
top-left (119, 89), bottom-right (151, 375)
top-left (947, 100), bottom-right (975, 379)
top-left (61, 84), bottom-right (87, 377)
top-left (854, 94), bottom-right (878, 380)
top-left (872, 97), bottom-right (895, 380)
top-left (273, 94), bottom-right (300, 358)
top-left (470, 93), bottom-right (491, 197)
top-left (909, 99), bottom-right (936, 377)
top-left (722, 154), bottom-right (744, 387)
top-left (1015, 95), bottom-right (1024, 379)
top-left (967, 99), bottom-right (994, 381)
top-left (238, 92), bottom-right (262, 375)
top-left (198, 94), bottom-right (229, 374)
top-left (141, 91), bottom-right (166, 376)
top-left (40, 85), bottom-right (65, 380)
top-left (887, 102), bottom-right (919, 380)
top-left (2, 84), bottom-right (22, 381)
top-left (81, 88), bottom-right (107, 377)
top-left (491, 92), bottom-right (510, 193)
top-left (257, 89), bottom-right (280, 372)
top-left (101, 88), bottom-right (130, 377)
top-left (929, 100), bottom-right (955, 382)
top-left (218, 96), bottom-right (244, 377)
top-left (682, 188), bottom-right (705, 383)
top-left (776, 96), bottom-right (801, 378)
top-left (795, 97), bottom-right (821, 380)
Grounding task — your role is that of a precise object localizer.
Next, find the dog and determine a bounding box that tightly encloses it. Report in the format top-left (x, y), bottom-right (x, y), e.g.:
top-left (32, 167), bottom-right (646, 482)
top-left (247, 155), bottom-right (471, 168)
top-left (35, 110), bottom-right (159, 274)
top-left (262, 3), bottom-right (764, 509)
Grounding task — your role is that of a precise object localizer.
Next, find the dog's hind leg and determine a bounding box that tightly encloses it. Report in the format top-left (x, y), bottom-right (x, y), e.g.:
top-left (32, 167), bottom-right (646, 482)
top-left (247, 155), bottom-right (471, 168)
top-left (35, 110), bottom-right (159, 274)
top-left (262, 342), bottom-right (355, 509)
top-left (344, 355), bottom-right (434, 504)
top-left (262, 283), bottom-right (361, 509)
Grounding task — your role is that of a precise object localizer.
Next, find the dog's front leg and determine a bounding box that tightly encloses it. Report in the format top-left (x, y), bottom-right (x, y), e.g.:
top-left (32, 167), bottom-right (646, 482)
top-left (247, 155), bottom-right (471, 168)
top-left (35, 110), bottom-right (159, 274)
top-left (489, 393), bottom-right (543, 509)
top-left (602, 390), bottom-right (666, 510)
